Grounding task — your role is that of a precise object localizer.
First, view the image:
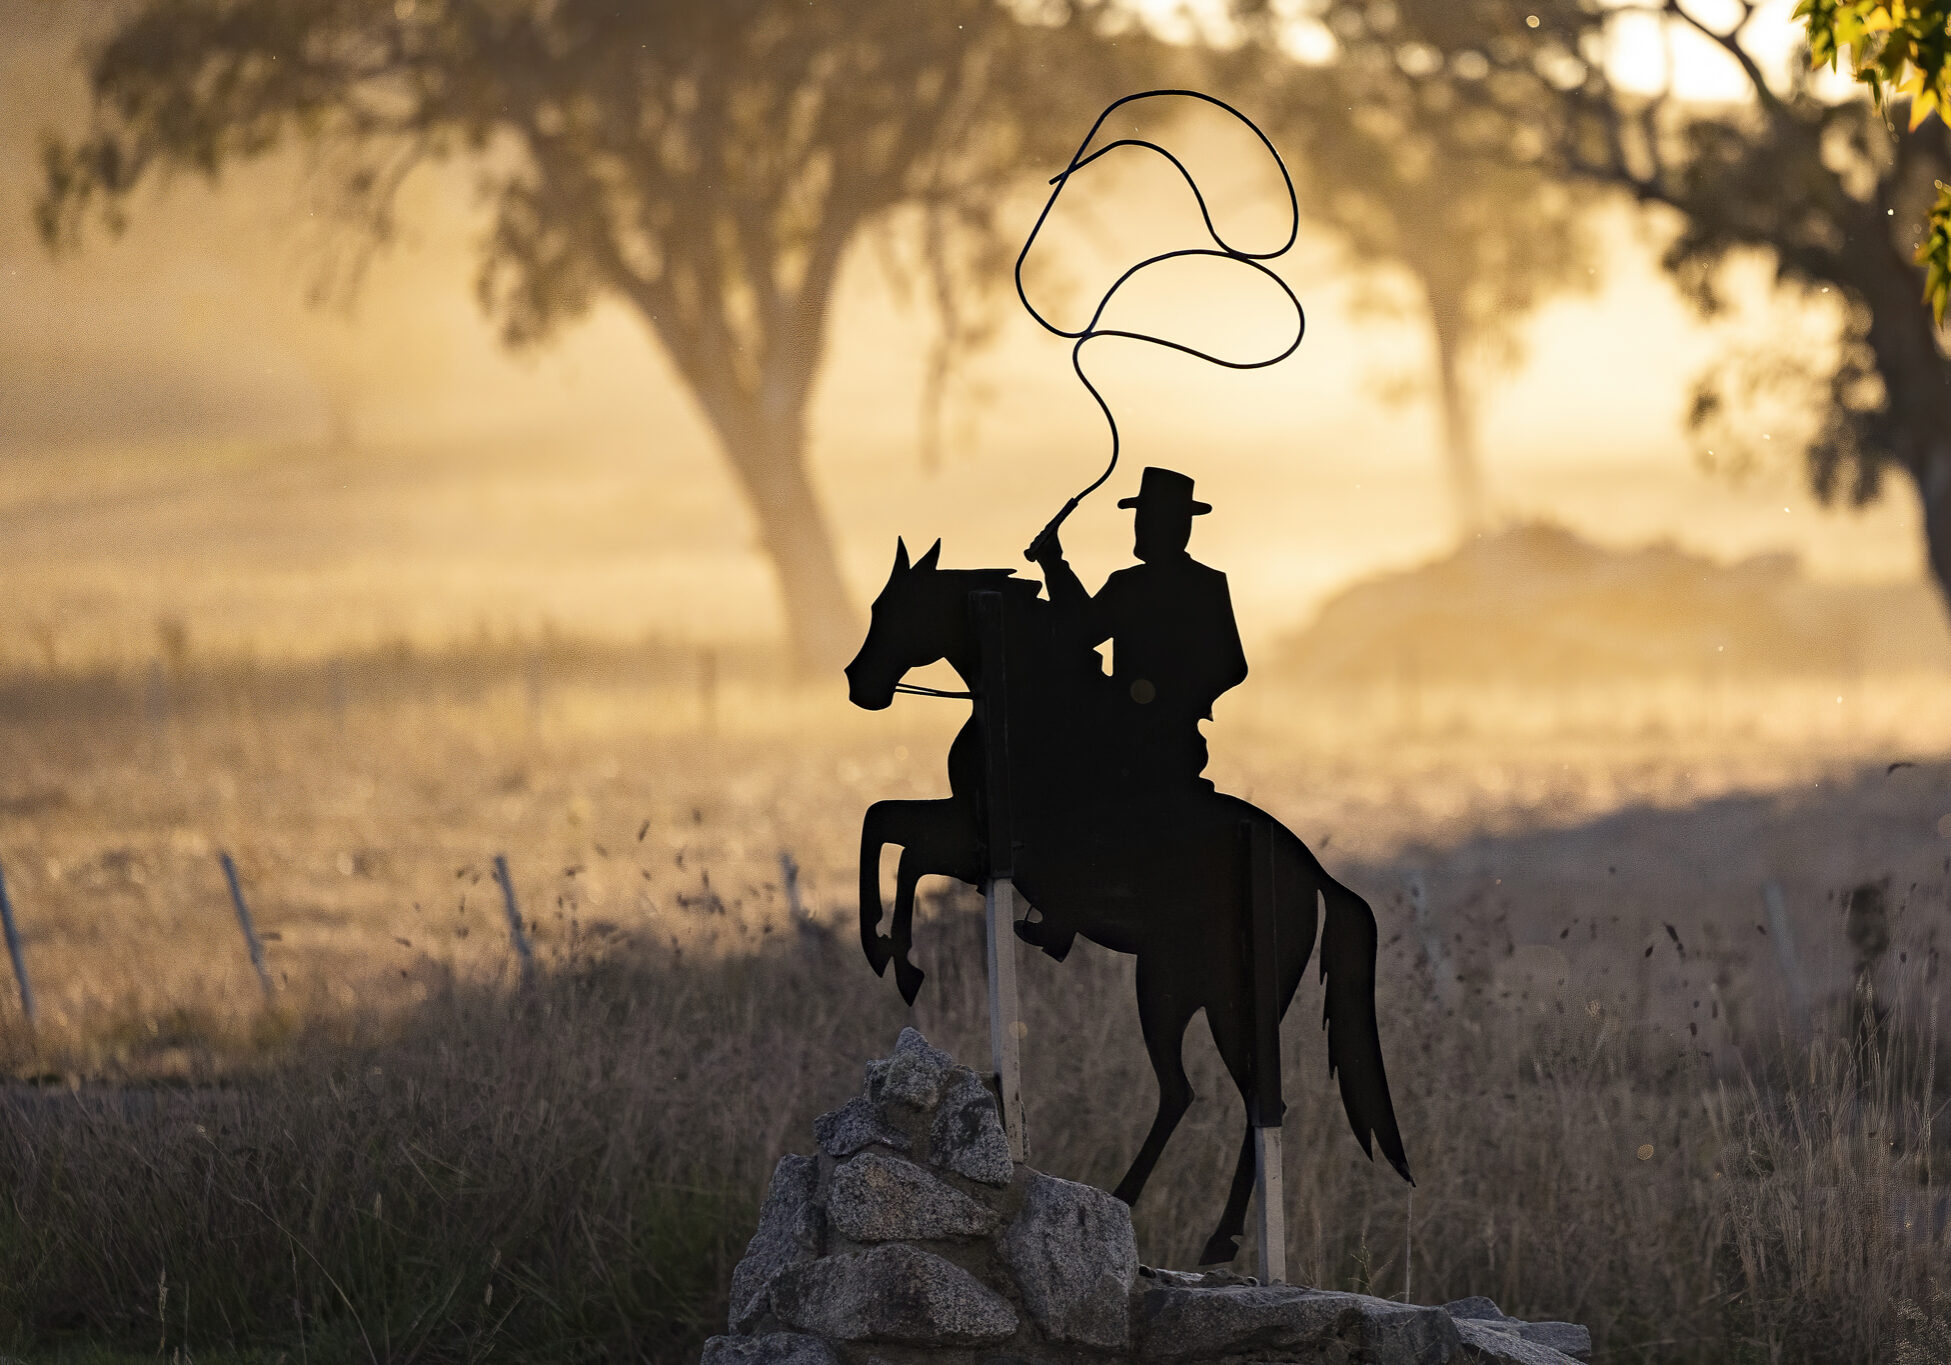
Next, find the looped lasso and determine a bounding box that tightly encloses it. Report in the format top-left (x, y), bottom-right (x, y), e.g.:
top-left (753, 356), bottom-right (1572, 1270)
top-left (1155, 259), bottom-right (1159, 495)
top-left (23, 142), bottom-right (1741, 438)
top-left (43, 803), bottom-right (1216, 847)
top-left (1017, 89), bottom-right (1304, 562)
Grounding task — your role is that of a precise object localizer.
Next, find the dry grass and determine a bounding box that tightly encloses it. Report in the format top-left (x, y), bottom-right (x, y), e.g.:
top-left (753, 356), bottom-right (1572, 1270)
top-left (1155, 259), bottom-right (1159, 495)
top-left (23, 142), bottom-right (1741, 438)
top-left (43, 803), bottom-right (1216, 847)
top-left (0, 649), bottom-right (1947, 1362)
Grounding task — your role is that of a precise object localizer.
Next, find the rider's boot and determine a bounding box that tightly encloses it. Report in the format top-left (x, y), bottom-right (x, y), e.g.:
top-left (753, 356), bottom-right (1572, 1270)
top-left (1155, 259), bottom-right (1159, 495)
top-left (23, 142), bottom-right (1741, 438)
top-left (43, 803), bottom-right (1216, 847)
top-left (1013, 916), bottom-right (1075, 963)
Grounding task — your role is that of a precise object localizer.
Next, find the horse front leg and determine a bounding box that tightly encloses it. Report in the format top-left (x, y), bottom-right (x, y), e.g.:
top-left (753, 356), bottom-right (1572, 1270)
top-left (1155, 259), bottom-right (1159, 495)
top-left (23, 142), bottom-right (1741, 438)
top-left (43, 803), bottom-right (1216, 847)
top-left (859, 798), bottom-right (982, 995)
top-left (858, 801), bottom-right (897, 976)
top-left (890, 844), bottom-right (930, 1005)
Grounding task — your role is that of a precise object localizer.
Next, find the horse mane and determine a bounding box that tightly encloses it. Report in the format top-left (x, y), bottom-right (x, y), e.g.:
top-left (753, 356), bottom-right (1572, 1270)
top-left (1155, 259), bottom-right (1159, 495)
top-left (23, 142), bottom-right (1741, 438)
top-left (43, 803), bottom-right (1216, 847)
top-left (939, 567), bottom-right (1041, 598)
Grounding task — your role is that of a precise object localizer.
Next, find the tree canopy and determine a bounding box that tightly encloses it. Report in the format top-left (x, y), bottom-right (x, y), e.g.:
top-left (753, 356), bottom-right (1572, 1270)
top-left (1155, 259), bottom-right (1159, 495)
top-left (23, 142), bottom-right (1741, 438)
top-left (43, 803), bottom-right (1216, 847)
top-left (1245, 0), bottom-right (1951, 605)
top-left (1236, 32), bottom-right (1598, 540)
top-left (1798, 0), bottom-right (1951, 322)
top-left (40, 0), bottom-right (1143, 669)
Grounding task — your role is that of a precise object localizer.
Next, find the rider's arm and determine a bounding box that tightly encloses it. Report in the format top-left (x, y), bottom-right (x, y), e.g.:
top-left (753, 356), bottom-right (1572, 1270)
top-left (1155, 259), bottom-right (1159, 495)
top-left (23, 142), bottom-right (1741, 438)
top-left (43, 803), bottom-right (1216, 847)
top-left (1034, 535), bottom-right (1111, 646)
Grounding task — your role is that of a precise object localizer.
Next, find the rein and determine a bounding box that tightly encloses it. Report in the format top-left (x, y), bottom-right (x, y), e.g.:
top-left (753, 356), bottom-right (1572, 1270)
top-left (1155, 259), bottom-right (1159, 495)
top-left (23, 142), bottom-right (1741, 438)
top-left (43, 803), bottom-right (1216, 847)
top-left (894, 682), bottom-right (977, 700)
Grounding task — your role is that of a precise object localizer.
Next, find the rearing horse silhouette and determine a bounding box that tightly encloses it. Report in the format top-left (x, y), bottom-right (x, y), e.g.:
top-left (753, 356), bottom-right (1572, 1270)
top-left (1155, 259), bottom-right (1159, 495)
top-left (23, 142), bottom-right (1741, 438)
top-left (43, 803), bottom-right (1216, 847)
top-left (844, 538), bottom-right (1412, 1264)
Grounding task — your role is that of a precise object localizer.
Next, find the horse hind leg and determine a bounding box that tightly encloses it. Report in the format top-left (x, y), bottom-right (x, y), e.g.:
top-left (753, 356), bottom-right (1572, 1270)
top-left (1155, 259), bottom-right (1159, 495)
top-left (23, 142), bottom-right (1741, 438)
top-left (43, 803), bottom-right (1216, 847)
top-left (1201, 1119), bottom-right (1258, 1267)
top-left (1113, 959), bottom-right (1198, 1208)
top-left (1201, 983), bottom-right (1264, 1266)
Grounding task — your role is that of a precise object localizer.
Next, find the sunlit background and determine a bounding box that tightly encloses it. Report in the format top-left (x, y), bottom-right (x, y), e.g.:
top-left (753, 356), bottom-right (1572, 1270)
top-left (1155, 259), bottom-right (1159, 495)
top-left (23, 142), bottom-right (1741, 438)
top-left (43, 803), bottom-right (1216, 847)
top-left (2, 1), bottom-right (1940, 666)
top-left (1, 2), bottom-right (1949, 1358)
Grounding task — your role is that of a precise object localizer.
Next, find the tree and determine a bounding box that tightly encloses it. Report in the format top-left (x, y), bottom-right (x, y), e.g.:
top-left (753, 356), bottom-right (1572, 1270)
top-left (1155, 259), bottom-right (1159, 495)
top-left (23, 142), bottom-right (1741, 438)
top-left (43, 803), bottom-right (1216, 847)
top-left (1243, 43), bottom-right (1598, 540)
top-left (1799, 0), bottom-right (1951, 323)
top-left (38, 0), bottom-right (1137, 670)
top-left (1246, 0), bottom-right (1951, 609)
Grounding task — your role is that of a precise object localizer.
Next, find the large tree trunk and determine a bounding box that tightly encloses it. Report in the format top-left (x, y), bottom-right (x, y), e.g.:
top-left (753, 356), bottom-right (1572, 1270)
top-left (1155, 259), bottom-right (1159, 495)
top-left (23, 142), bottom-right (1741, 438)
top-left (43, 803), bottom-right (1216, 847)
top-left (1922, 451), bottom-right (1951, 607)
top-left (1424, 277), bottom-right (1487, 542)
top-left (622, 246), bottom-right (863, 676)
top-left (716, 407), bottom-right (861, 675)
top-left (1850, 203), bottom-right (1951, 612)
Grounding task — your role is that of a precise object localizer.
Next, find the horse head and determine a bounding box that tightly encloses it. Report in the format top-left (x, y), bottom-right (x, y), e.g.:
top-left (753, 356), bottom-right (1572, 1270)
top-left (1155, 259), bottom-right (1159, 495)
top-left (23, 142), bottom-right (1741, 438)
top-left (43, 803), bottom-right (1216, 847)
top-left (845, 537), bottom-right (947, 710)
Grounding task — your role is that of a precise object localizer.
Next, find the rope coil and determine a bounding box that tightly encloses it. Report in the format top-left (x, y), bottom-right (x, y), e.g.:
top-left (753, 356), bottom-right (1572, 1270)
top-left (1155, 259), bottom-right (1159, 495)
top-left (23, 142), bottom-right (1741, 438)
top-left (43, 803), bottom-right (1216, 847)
top-left (1017, 89), bottom-right (1304, 562)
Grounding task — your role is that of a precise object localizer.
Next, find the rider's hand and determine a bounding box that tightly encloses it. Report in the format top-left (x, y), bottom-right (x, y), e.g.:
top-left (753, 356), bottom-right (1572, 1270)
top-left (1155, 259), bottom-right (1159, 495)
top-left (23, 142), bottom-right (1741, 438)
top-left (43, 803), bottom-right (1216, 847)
top-left (1031, 529), bottom-right (1064, 568)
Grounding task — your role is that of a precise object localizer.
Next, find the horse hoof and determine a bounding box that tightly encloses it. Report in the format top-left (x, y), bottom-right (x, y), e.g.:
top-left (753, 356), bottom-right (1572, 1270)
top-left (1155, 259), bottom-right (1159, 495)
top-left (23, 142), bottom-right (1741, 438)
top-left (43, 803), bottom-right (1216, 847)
top-left (863, 933), bottom-right (892, 976)
top-left (1197, 1231), bottom-right (1241, 1267)
top-left (894, 957), bottom-right (926, 1006)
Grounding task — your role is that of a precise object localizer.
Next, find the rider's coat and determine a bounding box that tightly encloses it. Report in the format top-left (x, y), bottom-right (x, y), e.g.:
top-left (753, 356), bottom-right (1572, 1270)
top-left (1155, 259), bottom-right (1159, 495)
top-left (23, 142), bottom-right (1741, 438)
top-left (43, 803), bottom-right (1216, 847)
top-left (1041, 548), bottom-right (1248, 785)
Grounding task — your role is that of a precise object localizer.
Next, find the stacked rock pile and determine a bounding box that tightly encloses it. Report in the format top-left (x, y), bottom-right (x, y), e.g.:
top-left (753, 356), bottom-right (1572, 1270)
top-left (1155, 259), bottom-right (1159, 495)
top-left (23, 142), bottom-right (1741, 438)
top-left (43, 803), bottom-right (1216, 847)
top-left (703, 1029), bottom-right (1592, 1365)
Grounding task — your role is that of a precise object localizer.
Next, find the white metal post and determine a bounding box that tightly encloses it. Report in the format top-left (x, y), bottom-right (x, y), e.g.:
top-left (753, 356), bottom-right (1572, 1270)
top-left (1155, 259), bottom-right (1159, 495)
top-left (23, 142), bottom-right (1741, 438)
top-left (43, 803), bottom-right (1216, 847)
top-left (974, 590), bottom-right (1028, 1163)
top-left (986, 875), bottom-right (1028, 1162)
top-left (1248, 819), bottom-right (1286, 1283)
top-left (1255, 1126), bottom-right (1287, 1284)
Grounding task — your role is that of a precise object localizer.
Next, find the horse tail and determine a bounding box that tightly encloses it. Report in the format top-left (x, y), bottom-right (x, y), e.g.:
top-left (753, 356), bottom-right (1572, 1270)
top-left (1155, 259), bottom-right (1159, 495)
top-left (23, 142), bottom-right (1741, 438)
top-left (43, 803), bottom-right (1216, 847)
top-left (1319, 877), bottom-right (1413, 1184)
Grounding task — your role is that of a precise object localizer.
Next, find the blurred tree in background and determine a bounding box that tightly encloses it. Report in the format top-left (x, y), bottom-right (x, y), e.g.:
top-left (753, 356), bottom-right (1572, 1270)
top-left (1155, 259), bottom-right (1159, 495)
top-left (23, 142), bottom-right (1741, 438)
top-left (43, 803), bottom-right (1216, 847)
top-left (1239, 37), bottom-right (1599, 542)
top-left (1243, 0), bottom-right (1951, 608)
top-left (37, 0), bottom-right (1145, 670)
top-left (1798, 0), bottom-right (1951, 323)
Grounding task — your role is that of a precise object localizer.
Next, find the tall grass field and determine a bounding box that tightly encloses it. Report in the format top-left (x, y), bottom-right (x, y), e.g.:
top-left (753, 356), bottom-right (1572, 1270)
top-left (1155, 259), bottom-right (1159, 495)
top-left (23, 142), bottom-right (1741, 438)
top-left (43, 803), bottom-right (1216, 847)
top-left (0, 647), bottom-right (1946, 1363)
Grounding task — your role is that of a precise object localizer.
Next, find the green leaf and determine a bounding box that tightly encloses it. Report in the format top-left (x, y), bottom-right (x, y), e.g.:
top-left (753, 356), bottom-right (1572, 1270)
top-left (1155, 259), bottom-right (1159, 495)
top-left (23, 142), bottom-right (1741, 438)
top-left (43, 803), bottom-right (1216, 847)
top-left (1917, 182), bottom-right (1951, 327)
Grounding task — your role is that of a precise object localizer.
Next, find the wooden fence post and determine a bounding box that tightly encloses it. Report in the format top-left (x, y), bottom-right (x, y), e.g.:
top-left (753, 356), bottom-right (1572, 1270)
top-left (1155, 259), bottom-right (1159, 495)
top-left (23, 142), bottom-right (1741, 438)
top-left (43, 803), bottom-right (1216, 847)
top-left (1761, 881), bottom-right (1812, 1038)
top-left (493, 854), bottom-right (537, 988)
top-left (218, 851), bottom-right (275, 999)
top-left (0, 858), bottom-right (37, 1028)
top-left (972, 591), bottom-right (1027, 1163)
top-left (1406, 870), bottom-right (1458, 1006)
top-left (779, 850), bottom-right (806, 920)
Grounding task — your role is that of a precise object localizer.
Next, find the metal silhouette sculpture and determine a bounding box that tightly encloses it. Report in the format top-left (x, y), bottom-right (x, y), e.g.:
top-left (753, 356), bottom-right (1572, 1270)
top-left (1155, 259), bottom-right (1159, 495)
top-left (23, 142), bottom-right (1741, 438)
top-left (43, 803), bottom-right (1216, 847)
top-left (844, 92), bottom-right (1413, 1269)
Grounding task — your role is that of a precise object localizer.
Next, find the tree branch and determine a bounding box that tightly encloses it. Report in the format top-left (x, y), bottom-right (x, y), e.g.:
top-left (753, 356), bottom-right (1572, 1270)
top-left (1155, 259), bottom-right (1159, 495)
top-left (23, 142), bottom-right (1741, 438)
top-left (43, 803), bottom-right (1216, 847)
top-left (1665, 0), bottom-right (1780, 113)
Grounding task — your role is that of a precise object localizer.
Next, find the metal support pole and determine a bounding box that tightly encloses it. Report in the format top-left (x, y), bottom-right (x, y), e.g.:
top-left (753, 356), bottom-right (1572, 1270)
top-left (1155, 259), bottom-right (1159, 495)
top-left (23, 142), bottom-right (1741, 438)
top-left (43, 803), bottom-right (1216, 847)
top-left (973, 591), bottom-right (1027, 1162)
top-left (1247, 819), bottom-right (1287, 1284)
top-left (986, 878), bottom-right (1027, 1162)
top-left (493, 854), bottom-right (537, 988)
top-left (0, 858), bottom-right (37, 1027)
top-left (219, 851), bottom-right (275, 999)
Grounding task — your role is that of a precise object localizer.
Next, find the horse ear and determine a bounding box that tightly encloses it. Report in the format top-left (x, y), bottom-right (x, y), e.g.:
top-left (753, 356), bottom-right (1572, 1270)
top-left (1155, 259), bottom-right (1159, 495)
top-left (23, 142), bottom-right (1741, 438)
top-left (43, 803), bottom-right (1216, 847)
top-left (916, 538), bottom-right (942, 572)
top-left (893, 537), bottom-right (910, 574)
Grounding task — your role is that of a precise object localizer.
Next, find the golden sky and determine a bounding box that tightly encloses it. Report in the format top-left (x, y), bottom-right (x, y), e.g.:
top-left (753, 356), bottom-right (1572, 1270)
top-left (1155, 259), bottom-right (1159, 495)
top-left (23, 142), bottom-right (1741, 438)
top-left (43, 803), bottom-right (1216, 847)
top-left (0, 1), bottom-right (1931, 666)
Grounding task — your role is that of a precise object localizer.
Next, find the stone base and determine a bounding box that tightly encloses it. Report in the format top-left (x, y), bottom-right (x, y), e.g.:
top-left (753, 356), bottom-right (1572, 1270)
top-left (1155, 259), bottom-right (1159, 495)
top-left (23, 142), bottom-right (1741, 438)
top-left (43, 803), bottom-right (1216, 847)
top-left (706, 1029), bottom-right (1593, 1365)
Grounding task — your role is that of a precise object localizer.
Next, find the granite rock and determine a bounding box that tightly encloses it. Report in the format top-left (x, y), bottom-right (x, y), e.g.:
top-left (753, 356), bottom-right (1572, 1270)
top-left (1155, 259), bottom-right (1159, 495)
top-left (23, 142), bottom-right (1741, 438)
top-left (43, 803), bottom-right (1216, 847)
top-left (699, 1332), bottom-right (837, 1365)
top-left (1135, 1283), bottom-right (1461, 1364)
top-left (929, 1066), bottom-right (1013, 1186)
top-left (825, 1150), bottom-right (999, 1242)
top-left (813, 1095), bottom-right (911, 1157)
top-left (1455, 1317), bottom-right (1590, 1365)
top-left (770, 1243), bottom-right (1018, 1345)
top-left (726, 1154), bottom-right (822, 1332)
top-left (1518, 1321), bottom-right (1594, 1362)
top-left (1002, 1172), bottom-right (1138, 1349)
top-left (1444, 1296), bottom-right (1591, 1362)
top-left (863, 1027), bottom-right (953, 1114)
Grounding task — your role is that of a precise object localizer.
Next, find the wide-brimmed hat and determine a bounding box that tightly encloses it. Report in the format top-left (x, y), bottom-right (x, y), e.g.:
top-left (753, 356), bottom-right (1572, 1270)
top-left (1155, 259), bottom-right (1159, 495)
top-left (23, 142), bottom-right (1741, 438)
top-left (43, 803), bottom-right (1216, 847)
top-left (1118, 466), bottom-right (1211, 515)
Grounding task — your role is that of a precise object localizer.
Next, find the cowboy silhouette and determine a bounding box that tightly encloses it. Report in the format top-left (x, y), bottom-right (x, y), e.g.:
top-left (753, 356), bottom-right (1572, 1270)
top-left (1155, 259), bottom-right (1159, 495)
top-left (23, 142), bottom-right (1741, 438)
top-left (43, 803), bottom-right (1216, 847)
top-left (1022, 465), bottom-right (1248, 957)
